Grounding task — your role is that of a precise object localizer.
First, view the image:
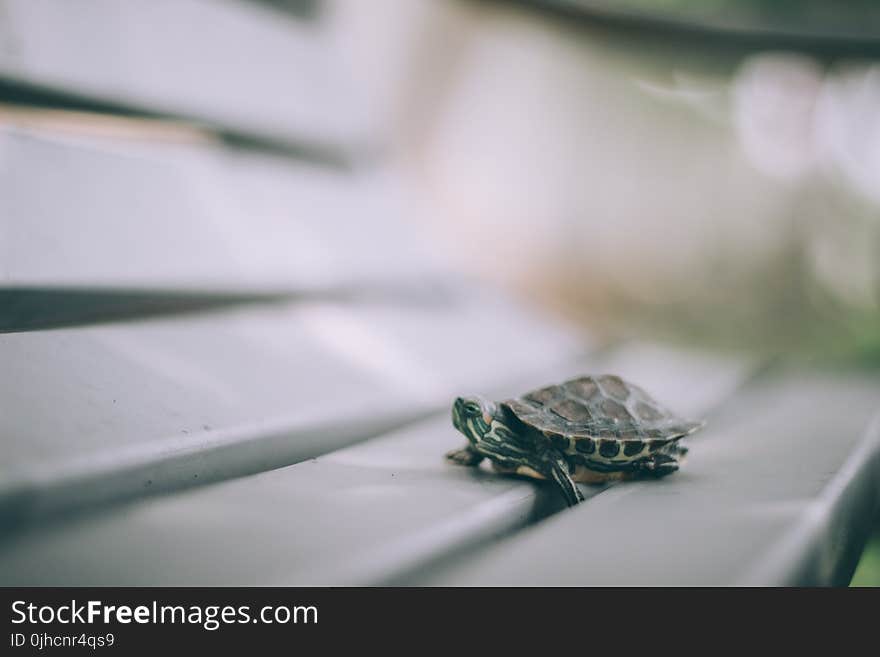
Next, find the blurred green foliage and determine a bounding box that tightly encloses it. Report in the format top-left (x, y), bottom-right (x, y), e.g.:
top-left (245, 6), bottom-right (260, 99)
top-left (851, 525), bottom-right (880, 586)
top-left (580, 0), bottom-right (880, 41)
top-left (612, 0), bottom-right (880, 28)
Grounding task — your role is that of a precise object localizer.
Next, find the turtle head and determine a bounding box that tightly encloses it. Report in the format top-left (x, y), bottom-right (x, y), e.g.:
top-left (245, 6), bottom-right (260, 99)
top-left (452, 395), bottom-right (498, 446)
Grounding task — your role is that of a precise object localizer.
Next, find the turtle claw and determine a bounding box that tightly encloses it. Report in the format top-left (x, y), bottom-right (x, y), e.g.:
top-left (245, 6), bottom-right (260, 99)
top-left (637, 453), bottom-right (680, 478)
top-left (555, 481), bottom-right (585, 508)
top-left (446, 446), bottom-right (484, 467)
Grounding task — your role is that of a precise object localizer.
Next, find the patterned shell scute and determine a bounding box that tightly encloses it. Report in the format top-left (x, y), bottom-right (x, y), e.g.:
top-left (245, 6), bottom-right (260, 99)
top-left (502, 375), bottom-right (704, 445)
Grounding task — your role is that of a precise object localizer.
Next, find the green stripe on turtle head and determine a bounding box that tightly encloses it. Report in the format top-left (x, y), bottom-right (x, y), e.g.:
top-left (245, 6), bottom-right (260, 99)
top-left (452, 395), bottom-right (497, 446)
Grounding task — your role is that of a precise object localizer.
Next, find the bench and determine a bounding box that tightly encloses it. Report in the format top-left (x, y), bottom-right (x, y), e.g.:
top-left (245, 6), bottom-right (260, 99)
top-left (1, 0), bottom-right (878, 586)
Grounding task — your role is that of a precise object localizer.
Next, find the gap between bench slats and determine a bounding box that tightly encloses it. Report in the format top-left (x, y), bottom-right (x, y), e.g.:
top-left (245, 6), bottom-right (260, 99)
top-left (0, 0), bottom-right (371, 151)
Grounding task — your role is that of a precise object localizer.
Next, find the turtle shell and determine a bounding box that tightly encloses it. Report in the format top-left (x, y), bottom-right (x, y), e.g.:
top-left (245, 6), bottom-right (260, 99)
top-left (501, 375), bottom-right (704, 461)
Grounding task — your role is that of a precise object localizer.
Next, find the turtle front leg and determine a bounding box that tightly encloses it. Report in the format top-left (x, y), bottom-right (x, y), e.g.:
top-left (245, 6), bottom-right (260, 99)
top-left (446, 444), bottom-right (485, 467)
top-left (546, 455), bottom-right (585, 507)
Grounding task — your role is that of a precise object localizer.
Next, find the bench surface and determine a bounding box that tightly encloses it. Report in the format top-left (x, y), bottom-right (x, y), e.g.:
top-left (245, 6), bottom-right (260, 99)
top-left (1, 0), bottom-right (878, 586)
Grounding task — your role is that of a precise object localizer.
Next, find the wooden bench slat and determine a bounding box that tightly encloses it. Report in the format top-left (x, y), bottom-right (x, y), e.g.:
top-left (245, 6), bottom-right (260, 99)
top-left (0, 129), bottom-right (438, 295)
top-left (0, 344), bottom-right (753, 585)
top-left (0, 290), bottom-right (579, 522)
top-left (0, 0), bottom-right (369, 149)
top-left (410, 370), bottom-right (880, 586)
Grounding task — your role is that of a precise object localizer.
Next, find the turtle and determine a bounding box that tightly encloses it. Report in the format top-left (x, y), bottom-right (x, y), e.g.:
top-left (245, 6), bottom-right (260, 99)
top-left (447, 374), bottom-right (705, 507)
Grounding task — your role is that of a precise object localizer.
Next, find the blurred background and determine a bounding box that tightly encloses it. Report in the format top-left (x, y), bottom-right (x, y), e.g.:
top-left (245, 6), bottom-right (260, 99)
top-left (2, 0), bottom-right (878, 584)
top-left (326, 0), bottom-right (880, 364)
